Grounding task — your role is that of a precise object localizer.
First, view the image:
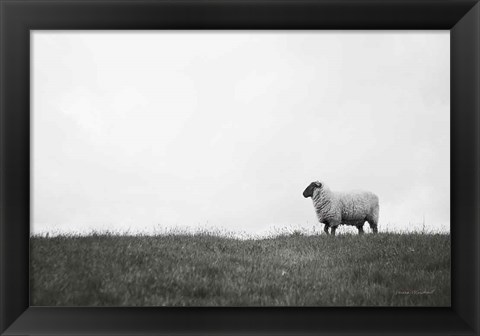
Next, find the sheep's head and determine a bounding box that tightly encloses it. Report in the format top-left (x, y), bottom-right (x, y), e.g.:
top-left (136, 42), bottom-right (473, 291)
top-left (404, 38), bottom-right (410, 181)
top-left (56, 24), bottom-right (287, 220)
top-left (303, 181), bottom-right (322, 198)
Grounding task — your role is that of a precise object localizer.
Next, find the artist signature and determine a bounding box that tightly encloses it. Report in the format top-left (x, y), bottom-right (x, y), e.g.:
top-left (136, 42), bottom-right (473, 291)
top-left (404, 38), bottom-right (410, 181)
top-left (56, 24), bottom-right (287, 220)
top-left (395, 289), bottom-right (436, 295)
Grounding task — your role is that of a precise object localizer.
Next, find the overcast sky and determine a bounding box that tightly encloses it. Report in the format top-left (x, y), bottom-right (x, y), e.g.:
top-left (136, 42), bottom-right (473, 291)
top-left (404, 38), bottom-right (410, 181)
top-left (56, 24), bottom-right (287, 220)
top-left (31, 31), bottom-right (450, 236)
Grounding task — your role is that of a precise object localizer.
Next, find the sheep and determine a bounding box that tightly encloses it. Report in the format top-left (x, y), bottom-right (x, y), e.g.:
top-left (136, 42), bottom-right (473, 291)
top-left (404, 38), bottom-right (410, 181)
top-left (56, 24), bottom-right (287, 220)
top-left (303, 181), bottom-right (379, 236)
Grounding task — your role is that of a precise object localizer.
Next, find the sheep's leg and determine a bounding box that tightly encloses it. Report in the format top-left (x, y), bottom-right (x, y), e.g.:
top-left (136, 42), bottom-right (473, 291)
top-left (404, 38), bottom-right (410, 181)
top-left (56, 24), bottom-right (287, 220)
top-left (330, 226), bottom-right (337, 236)
top-left (367, 220), bottom-right (378, 234)
top-left (368, 204), bottom-right (379, 234)
top-left (357, 225), bottom-right (364, 235)
top-left (323, 224), bottom-right (330, 235)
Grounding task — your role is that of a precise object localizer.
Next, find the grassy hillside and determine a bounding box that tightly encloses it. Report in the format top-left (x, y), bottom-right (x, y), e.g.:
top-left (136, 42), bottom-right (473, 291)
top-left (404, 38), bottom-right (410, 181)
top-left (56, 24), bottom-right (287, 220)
top-left (30, 233), bottom-right (450, 306)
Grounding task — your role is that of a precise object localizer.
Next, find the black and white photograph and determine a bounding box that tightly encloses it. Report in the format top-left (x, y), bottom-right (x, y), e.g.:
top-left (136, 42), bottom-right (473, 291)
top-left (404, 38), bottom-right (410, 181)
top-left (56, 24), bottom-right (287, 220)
top-left (30, 31), bottom-right (450, 306)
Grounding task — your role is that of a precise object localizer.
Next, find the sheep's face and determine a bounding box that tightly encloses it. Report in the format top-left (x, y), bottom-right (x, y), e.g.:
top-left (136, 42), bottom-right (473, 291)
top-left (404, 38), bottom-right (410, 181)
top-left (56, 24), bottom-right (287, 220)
top-left (303, 181), bottom-right (322, 198)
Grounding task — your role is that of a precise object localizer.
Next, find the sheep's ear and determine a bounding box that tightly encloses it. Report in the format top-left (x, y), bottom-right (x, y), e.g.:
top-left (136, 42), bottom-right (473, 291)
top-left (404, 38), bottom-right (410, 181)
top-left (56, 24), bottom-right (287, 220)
top-left (315, 181), bottom-right (322, 188)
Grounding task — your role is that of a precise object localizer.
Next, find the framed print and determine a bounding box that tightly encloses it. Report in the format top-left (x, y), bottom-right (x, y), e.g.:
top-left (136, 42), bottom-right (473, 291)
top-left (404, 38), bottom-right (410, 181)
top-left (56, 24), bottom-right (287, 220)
top-left (1, 0), bottom-right (479, 335)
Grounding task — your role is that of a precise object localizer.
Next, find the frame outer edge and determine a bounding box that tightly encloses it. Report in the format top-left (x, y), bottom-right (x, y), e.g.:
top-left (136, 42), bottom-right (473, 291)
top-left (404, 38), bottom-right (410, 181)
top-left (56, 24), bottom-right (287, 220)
top-left (472, 4), bottom-right (479, 334)
top-left (1, 0), bottom-right (6, 333)
top-left (1, 0), bottom-right (480, 335)
top-left (474, 5), bottom-right (480, 334)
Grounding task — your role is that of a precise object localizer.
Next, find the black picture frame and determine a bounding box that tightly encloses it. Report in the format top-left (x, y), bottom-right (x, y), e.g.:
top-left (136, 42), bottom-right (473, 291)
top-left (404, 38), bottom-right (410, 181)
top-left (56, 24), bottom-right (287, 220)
top-left (1, 0), bottom-right (479, 335)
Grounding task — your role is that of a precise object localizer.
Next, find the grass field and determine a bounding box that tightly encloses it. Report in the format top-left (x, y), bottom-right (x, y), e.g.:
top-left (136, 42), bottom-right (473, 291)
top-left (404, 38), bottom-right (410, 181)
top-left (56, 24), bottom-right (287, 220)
top-left (30, 232), bottom-right (450, 306)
